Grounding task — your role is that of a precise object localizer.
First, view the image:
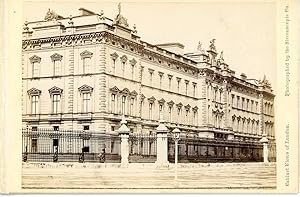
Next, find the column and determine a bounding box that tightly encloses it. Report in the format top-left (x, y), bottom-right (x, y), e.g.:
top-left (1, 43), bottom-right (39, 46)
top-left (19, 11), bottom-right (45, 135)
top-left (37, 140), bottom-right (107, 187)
top-left (260, 135), bottom-right (269, 163)
top-left (155, 120), bottom-right (169, 167)
top-left (118, 117), bottom-right (130, 167)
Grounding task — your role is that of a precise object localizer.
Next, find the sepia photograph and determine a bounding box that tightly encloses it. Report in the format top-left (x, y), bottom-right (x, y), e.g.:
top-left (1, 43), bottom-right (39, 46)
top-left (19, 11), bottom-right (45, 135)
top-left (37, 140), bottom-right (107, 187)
top-left (0, 0), bottom-right (294, 193)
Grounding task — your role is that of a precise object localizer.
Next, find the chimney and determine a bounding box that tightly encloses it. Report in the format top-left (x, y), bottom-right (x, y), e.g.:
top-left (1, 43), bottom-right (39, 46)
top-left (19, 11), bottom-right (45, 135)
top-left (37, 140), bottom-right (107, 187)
top-left (240, 73), bottom-right (247, 80)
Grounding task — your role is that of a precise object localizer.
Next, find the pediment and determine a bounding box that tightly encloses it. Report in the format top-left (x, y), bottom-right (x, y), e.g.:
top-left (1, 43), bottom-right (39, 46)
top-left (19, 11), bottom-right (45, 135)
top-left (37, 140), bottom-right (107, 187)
top-left (48, 86), bottom-right (63, 95)
top-left (27, 88), bottom-right (41, 96)
top-left (80, 50), bottom-right (93, 58)
top-left (110, 86), bottom-right (120, 93)
top-left (29, 55), bottom-right (41, 63)
top-left (50, 53), bottom-right (63, 61)
top-left (78, 84), bottom-right (93, 93)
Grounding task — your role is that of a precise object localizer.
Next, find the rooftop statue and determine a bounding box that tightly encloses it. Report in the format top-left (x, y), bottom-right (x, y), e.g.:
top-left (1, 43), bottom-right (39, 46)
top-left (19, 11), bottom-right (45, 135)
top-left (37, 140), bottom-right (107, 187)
top-left (44, 8), bottom-right (59, 21)
top-left (113, 3), bottom-right (129, 27)
top-left (197, 41), bottom-right (205, 53)
top-left (209, 39), bottom-right (217, 52)
top-left (259, 75), bottom-right (272, 88)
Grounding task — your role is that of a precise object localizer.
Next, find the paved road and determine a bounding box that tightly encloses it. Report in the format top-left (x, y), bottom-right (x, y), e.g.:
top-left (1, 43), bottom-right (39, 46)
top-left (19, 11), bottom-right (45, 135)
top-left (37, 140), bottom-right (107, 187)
top-left (22, 162), bottom-right (276, 190)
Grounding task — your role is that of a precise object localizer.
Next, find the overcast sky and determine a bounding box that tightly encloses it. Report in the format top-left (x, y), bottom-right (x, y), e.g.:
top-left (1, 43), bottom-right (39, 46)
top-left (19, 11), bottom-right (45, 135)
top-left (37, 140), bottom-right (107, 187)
top-left (23, 1), bottom-right (276, 90)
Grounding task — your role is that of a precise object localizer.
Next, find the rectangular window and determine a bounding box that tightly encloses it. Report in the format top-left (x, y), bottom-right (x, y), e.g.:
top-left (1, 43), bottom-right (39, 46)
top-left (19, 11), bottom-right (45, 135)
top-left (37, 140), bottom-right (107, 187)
top-left (122, 62), bottom-right (125, 76)
top-left (82, 93), bottom-right (90, 113)
top-left (193, 84), bottom-right (196, 97)
top-left (131, 65), bottom-right (134, 80)
top-left (32, 62), bottom-right (39, 78)
top-left (193, 111), bottom-right (197, 125)
top-left (121, 96), bottom-right (126, 115)
top-left (31, 139), bottom-right (37, 153)
top-left (237, 96), bottom-right (240, 108)
top-left (53, 60), bottom-right (61, 76)
top-left (130, 98), bottom-right (134, 116)
top-left (232, 95), bottom-right (235, 107)
top-left (53, 126), bottom-right (59, 131)
top-left (185, 83), bottom-right (188, 95)
top-left (168, 106), bottom-right (172, 122)
top-left (31, 95), bottom-right (39, 114)
top-left (159, 75), bottom-right (163, 89)
top-left (168, 77), bottom-right (172, 90)
top-left (149, 72), bottom-right (153, 86)
top-left (83, 125), bottom-right (89, 131)
top-left (111, 94), bottom-right (116, 113)
top-left (83, 57), bottom-right (91, 74)
top-left (177, 81), bottom-right (180, 92)
top-left (149, 103), bottom-right (153, 120)
top-left (159, 104), bottom-right (163, 120)
top-left (112, 59), bottom-right (116, 74)
top-left (52, 94), bottom-right (61, 114)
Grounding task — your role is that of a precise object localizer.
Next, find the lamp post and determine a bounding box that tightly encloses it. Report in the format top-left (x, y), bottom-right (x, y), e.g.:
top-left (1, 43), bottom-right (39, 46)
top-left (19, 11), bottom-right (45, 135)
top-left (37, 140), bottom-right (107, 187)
top-left (172, 127), bottom-right (181, 181)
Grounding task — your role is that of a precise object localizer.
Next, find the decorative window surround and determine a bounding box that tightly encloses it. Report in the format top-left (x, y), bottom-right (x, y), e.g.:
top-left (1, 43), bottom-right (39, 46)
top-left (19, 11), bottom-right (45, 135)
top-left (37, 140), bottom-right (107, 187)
top-left (27, 88), bottom-right (41, 96)
top-left (80, 50), bottom-right (93, 59)
top-left (29, 55), bottom-right (41, 63)
top-left (78, 84), bottom-right (93, 94)
top-left (48, 86), bottom-right (63, 95)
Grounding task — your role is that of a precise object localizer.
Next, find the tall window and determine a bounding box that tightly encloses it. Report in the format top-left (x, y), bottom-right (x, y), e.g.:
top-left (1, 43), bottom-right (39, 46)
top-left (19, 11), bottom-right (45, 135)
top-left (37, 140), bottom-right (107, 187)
top-left (232, 95), bottom-right (235, 107)
top-left (122, 96), bottom-right (126, 115)
top-left (31, 95), bottom-right (39, 114)
top-left (29, 55), bottom-right (41, 78)
top-left (168, 106), bottom-right (172, 122)
top-left (149, 69), bottom-right (154, 86)
top-left (110, 52), bottom-right (118, 74)
top-left (50, 53), bottom-right (63, 76)
top-left (149, 103), bottom-right (153, 120)
top-left (193, 110), bottom-right (197, 125)
top-left (159, 74), bottom-right (163, 89)
top-left (185, 109), bottom-right (189, 124)
top-left (83, 57), bottom-right (91, 74)
top-left (81, 50), bottom-right (93, 74)
top-left (82, 93), bottom-right (90, 113)
top-left (121, 55), bottom-right (127, 77)
top-left (130, 98), bottom-right (134, 116)
top-left (193, 83), bottom-right (196, 97)
top-left (52, 94), bottom-right (61, 114)
top-left (159, 104), bottom-right (163, 120)
top-left (111, 94), bottom-right (116, 113)
top-left (53, 60), bottom-right (61, 76)
top-left (237, 96), bottom-right (240, 108)
top-left (176, 78), bottom-right (181, 93)
top-left (32, 62), bottom-right (39, 78)
top-left (185, 80), bottom-right (189, 95)
top-left (168, 75), bottom-right (172, 90)
top-left (129, 58), bottom-right (136, 80)
top-left (177, 108), bottom-right (181, 123)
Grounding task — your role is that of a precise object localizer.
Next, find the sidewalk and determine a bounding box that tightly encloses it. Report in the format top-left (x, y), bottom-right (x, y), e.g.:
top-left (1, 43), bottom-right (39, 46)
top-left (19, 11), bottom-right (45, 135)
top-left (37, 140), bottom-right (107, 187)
top-left (22, 162), bottom-right (276, 190)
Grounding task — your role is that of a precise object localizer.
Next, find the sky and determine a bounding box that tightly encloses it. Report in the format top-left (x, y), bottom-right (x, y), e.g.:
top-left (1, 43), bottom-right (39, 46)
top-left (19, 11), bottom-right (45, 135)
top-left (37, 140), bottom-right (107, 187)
top-left (23, 1), bottom-right (276, 90)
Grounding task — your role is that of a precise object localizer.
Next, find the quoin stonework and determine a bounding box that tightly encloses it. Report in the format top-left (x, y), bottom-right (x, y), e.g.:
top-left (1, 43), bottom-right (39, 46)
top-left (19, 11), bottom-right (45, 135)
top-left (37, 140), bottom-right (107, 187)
top-left (22, 5), bottom-right (275, 162)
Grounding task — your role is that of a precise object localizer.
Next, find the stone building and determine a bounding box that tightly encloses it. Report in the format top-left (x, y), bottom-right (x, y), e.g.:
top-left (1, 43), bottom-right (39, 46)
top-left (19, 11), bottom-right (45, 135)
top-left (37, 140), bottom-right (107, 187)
top-left (22, 6), bottom-right (275, 160)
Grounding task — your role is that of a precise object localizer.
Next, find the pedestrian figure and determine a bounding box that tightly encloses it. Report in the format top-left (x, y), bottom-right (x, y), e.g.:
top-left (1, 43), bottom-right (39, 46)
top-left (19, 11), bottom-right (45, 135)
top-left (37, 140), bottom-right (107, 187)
top-left (98, 148), bottom-right (105, 163)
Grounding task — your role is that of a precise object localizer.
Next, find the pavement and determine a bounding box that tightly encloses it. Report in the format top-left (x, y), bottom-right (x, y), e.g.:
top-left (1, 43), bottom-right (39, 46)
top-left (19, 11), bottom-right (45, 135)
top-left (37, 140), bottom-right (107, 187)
top-left (22, 162), bottom-right (276, 190)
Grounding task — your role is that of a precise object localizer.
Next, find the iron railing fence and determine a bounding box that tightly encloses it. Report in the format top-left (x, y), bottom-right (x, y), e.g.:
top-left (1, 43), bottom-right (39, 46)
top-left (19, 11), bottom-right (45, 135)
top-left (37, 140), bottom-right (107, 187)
top-left (167, 135), bottom-right (265, 163)
top-left (128, 133), bottom-right (157, 163)
top-left (22, 128), bottom-right (121, 163)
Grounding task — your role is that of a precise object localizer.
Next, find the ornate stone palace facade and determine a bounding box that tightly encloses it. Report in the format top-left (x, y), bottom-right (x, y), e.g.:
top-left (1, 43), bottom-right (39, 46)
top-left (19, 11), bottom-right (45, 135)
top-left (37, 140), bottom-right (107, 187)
top-left (22, 7), bottom-right (275, 146)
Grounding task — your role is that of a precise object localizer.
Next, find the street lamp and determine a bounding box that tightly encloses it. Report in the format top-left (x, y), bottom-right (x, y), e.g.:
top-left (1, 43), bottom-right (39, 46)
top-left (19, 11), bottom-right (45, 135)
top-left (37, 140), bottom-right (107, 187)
top-left (172, 127), bottom-right (180, 181)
